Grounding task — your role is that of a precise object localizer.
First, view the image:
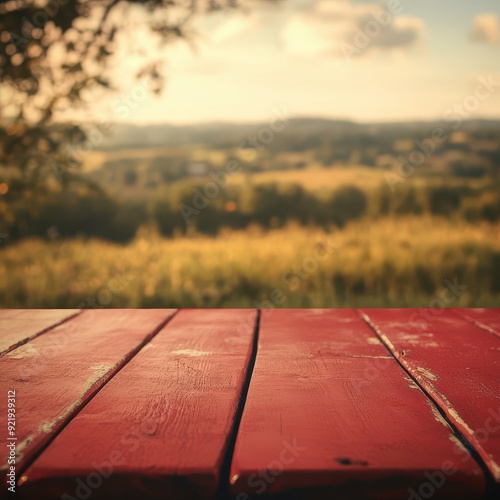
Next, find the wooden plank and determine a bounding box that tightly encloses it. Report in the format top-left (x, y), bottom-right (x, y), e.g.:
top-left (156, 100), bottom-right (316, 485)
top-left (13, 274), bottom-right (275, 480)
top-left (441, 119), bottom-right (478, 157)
top-left (0, 309), bottom-right (176, 489)
top-left (230, 309), bottom-right (486, 499)
top-left (452, 308), bottom-right (500, 339)
top-left (20, 309), bottom-right (258, 500)
top-left (0, 309), bottom-right (81, 354)
top-left (361, 308), bottom-right (500, 487)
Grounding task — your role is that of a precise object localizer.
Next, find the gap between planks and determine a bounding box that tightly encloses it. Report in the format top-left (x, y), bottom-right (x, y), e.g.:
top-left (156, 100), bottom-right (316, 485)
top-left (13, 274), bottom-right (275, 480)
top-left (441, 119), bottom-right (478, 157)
top-left (356, 309), bottom-right (498, 498)
top-left (0, 310), bottom-right (83, 356)
top-left (19, 309), bottom-right (259, 500)
top-left (452, 310), bottom-right (500, 340)
top-left (215, 310), bottom-right (261, 499)
top-left (15, 309), bottom-right (179, 482)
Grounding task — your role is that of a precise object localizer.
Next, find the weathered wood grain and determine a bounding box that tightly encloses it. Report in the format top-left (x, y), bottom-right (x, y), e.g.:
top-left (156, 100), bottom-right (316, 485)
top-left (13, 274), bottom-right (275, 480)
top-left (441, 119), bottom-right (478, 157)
top-left (20, 309), bottom-right (258, 500)
top-left (0, 309), bottom-right (80, 354)
top-left (0, 309), bottom-right (176, 490)
top-left (452, 308), bottom-right (500, 339)
top-left (230, 309), bottom-right (485, 499)
top-left (361, 308), bottom-right (500, 487)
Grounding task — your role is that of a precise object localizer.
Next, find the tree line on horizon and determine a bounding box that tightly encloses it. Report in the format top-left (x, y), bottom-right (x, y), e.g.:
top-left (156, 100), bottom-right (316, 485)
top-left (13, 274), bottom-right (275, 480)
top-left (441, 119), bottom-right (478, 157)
top-left (4, 180), bottom-right (500, 244)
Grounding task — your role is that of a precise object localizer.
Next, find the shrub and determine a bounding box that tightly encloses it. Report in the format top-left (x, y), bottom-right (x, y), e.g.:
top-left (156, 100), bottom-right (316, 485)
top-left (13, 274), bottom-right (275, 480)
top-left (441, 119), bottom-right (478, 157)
top-left (329, 185), bottom-right (367, 227)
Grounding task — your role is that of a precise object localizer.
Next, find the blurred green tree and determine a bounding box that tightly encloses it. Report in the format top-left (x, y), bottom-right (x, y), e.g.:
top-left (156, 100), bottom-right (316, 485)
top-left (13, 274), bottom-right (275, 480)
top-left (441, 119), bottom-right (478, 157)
top-left (0, 0), bottom-right (255, 228)
top-left (329, 185), bottom-right (367, 227)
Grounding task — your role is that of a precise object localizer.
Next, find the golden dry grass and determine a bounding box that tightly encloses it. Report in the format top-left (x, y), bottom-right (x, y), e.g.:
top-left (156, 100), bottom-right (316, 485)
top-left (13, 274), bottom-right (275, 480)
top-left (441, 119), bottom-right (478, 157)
top-left (228, 166), bottom-right (385, 191)
top-left (1, 217), bottom-right (499, 308)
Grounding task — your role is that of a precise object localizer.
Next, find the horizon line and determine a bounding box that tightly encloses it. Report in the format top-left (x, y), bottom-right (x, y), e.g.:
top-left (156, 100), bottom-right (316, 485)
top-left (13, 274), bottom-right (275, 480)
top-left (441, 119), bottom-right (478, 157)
top-left (79, 114), bottom-right (500, 128)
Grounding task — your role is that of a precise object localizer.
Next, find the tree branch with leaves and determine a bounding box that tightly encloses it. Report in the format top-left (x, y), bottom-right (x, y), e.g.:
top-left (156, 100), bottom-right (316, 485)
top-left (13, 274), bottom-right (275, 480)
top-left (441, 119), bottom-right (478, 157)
top-left (0, 0), bottom-right (245, 226)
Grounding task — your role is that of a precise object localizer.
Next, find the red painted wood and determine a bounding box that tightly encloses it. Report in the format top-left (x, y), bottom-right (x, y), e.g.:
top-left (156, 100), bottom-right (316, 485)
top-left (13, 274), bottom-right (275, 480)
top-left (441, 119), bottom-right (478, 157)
top-left (20, 309), bottom-right (258, 500)
top-left (0, 309), bottom-right (176, 491)
top-left (361, 308), bottom-right (500, 486)
top-left (0, 309), bottom-right (80, 354)
top-left (230, 309), bottom-right (485, 499)
top-left (452, 308), bottom-right (500, 339)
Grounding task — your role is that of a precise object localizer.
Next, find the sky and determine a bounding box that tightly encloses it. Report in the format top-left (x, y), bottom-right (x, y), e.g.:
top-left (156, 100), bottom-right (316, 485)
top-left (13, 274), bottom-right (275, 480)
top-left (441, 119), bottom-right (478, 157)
top-left (89, 0), bottom-right (500, 124)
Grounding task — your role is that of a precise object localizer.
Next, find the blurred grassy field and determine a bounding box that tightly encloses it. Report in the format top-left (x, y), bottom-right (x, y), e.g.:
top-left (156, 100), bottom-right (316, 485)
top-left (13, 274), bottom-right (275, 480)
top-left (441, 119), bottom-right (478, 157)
top-left (229, 166), bottom-right (384, 191)
top-left (1, 216), bottom-right (499, 308)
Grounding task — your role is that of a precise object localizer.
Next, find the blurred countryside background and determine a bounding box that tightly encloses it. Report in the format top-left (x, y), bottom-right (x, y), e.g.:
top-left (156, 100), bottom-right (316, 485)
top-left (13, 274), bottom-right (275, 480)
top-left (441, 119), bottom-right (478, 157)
top-left (1, 0), bottom-right (500, 308)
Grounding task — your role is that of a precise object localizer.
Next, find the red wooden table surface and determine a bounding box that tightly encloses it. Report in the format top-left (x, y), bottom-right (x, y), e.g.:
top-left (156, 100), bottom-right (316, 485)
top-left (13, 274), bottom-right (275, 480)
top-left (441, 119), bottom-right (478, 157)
top-left (0, 308), bottom-right (499, 499)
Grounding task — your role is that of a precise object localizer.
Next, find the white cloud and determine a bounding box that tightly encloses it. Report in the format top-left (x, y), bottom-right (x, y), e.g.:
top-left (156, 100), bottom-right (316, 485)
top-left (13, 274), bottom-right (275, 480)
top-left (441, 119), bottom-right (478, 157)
top-left (210, 14), bottom-right (259, 43)
top-left (471, 13), bottom-right (499, 46)
top-left (204, 0), bottom-right (283, 44)
top-left (281, 0), bottom-right (425, 58)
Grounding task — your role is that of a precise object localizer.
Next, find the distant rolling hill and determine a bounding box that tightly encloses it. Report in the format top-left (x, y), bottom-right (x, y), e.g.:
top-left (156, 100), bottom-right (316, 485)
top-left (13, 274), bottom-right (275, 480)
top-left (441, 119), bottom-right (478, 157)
top-left (95, 117), bottom-right (500, 150)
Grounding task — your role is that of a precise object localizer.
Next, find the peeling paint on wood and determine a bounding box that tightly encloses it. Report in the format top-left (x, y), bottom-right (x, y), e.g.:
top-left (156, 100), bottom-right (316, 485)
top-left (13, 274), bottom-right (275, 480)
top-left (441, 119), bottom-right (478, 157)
top-left (0, 309), bottom-right (80, 354)
top-left (1, 308), bottom-right (496, 499)
top-left (0, 309), bottom-right (176, 485)
top-left (19, 309), bottom-right (258, 500)
top-left (361, 308), bottom-right (500, 484)
top-left (230, 309), bottom-right (486, 499)
top-left (453, 308), bottom-right (500, 339)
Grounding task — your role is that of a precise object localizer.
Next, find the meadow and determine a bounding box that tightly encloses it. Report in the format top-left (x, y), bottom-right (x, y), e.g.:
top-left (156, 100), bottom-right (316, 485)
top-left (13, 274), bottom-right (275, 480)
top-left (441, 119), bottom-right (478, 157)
top-left (2, 119), bottom-right (499, 308)
top-left (1, 217), bottom-right (499, 308)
